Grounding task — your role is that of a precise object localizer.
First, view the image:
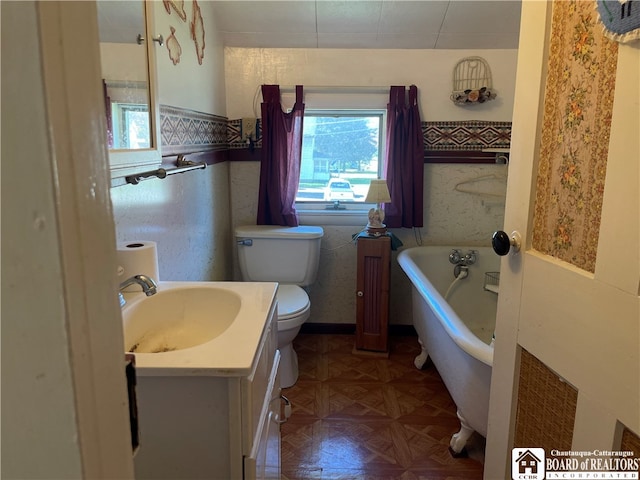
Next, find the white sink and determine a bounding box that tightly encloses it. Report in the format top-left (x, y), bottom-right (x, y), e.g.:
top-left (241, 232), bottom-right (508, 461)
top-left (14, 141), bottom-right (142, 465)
top-left (123, 286), bottom-right (241, 353)
top-left (121, 281), bottom-right (278, 376)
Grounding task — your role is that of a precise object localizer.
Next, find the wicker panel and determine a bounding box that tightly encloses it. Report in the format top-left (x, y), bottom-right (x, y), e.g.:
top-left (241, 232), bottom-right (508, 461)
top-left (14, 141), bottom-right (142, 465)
top-left (514, 348), bottom-right (578, 451)
top-left (621, 427), bottom-right (640, 454)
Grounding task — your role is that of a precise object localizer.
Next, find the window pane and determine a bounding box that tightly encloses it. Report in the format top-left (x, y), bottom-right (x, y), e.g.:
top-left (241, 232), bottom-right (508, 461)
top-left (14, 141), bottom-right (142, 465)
top-left (112, 103), bottom-right (150, 149)
top-left (298, 114), bottom-right (381, 203)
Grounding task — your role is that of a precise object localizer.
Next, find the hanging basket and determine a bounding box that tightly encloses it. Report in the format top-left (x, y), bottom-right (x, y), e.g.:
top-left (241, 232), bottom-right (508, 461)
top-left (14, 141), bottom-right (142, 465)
top-left (450, 56), bottom-right (497, 106)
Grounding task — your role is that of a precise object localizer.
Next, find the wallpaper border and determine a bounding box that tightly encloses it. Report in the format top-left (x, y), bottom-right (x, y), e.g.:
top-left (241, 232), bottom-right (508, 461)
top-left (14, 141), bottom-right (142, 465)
top-left (159, 105), bottom-right (512, 160)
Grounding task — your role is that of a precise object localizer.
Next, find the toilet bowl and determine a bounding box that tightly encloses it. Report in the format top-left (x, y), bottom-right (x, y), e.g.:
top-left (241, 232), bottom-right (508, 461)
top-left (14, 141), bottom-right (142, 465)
top-left (277, 284), bottom-right (311, 388)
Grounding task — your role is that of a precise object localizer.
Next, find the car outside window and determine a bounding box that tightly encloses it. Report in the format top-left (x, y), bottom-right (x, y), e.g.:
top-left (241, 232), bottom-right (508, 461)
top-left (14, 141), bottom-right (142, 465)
top-left (325, 179), bottom-right (355, 201)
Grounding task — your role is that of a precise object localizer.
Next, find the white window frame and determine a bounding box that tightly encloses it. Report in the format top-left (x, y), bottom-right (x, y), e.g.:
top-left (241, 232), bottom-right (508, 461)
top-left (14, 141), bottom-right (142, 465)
top-left (281, 89), bottom-right (388, 226)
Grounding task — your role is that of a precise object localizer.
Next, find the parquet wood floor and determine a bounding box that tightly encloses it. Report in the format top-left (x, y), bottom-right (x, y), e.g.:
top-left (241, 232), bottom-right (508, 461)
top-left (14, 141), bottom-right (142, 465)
top-left (281, 334), bottom-right (485, 480)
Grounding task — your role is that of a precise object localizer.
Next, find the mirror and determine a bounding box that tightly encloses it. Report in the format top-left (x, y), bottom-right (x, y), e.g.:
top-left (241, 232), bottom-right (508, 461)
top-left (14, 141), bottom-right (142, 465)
top-left (97, 0), bottom-right (161, 178)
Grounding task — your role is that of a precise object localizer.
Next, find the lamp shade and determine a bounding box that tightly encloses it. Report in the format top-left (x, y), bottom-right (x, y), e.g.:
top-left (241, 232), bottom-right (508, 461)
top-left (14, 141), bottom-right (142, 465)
top-left (365, 179), bottom-right (391, 204)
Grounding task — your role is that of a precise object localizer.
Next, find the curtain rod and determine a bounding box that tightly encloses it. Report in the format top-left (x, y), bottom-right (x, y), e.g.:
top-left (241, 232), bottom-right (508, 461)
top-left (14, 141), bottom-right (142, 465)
top-left (277, 85), bottom-right (389, 94)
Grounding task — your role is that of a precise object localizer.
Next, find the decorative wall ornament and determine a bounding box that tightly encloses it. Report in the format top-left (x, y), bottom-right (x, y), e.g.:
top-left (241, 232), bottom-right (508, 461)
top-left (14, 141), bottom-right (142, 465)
top-left (450, 56), bottom-right (497, 105)
top-left (166, 26), bottom-right (182, 65)
top-left (532, 0), bottom-right (618, 273)
top-left (190, 0), bottom-right (205, 65)
top-left (162, 1), bottom-right (205, 66)
top-left (596, 0), bottom-right (640, 43)
top-left (162, 0), bottom-right (187, 22)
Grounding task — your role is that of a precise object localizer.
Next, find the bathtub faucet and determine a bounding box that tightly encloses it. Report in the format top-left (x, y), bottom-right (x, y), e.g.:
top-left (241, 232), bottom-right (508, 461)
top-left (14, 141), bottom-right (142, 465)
top-left (463, 250), bottom-right (477, 265)
top-left (448, 249), bottom-right (477, 266)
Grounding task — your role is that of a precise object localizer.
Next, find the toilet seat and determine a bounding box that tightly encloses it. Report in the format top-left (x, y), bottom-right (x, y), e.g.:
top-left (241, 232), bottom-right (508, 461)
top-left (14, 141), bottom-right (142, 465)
top-left (277, 285), bottom-right (310, 320)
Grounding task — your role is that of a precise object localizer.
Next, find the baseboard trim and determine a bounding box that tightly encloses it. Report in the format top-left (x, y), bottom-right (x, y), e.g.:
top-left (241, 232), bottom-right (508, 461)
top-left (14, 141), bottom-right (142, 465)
top-left (300, 323), bottom-right (417, 337)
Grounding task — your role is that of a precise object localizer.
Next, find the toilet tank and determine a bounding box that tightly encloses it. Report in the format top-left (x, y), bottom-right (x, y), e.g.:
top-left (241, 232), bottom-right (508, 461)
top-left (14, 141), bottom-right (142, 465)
top-left (235, 225), bottom-right (324, 286)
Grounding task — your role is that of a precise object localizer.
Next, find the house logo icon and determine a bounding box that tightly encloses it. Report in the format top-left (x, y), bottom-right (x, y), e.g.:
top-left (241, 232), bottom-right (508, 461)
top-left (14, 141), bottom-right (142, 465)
top-left (512, 448), bottom-right (545, 480)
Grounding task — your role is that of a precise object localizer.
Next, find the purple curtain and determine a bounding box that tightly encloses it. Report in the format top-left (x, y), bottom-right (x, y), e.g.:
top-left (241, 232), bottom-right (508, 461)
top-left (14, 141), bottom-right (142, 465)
top-left (384, 85), bottom-right (424, 228)
top-left (257, 85), bottom-right (305, 226)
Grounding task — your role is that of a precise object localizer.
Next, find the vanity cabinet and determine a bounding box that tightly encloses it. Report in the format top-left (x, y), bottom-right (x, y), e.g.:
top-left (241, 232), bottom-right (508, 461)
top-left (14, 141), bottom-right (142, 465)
top-left (133, 301), bottom-right (281, 480)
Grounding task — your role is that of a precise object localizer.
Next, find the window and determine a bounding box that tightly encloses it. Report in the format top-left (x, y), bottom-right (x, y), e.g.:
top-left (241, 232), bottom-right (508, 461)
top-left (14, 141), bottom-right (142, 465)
top-left (296, 110), bottom-right (385, 221)
top-left (111, 103), bottom-right (150, 149)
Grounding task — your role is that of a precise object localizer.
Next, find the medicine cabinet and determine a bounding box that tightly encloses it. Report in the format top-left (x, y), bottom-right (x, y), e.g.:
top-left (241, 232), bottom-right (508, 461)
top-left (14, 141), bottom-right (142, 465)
top-left (97, 0), bottom-right (161, 179)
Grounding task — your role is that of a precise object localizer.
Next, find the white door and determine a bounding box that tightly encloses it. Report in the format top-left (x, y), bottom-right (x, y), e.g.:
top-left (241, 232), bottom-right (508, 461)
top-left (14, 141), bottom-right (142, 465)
top-left (484, 2), bottom-right (639, 478)
top-left (2, 2), bottom-right (134, 477)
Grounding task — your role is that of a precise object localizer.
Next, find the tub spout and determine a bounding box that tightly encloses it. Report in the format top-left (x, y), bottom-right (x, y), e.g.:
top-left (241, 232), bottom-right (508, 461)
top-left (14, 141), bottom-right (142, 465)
top-left (453, 264), bottom-right (469, 280)
top-left (445, 266), bottom-right (468, 301)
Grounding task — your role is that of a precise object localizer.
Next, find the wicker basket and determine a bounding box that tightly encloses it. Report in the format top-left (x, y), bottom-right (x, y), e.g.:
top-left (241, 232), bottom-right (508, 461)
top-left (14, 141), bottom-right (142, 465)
top-left (483, 271), bottom-right (500, 294)
top-left (450, 56), bottom-right (497, 105)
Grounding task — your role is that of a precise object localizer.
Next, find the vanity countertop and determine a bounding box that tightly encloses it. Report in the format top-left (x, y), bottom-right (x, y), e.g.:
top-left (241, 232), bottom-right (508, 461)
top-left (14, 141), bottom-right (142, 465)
top-left (121, 281), bottom-right (278, 377)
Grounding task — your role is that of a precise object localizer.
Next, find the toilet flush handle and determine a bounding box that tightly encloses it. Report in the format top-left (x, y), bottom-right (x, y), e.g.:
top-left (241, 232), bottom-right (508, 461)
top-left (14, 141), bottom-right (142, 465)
top-left (237, 239), bottom-right (253, 246)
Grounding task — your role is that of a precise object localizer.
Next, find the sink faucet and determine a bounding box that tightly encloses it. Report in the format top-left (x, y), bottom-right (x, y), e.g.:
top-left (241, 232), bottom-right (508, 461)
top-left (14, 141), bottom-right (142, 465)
top-left (118, 274), bottom-right (158, 307)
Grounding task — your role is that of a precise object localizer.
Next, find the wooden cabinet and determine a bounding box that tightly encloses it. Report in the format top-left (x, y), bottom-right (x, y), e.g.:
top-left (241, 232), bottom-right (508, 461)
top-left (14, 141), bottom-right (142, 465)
top-left (355, 235), bottom-right (391, 353)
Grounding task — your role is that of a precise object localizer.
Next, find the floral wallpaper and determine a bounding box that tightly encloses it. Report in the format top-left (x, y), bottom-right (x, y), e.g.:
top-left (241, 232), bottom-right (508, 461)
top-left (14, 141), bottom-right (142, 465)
top-left (532, 0), bottom-right (618, 273)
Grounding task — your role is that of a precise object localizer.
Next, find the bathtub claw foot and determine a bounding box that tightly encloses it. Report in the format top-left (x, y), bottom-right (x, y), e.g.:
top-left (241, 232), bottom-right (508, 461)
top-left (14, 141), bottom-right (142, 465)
top-left (448, 446), bottom-right (468, 458)
top-left (414, 351), bottom-right (429, 369)
top-left (449, 410), bottom-right (475, 456)
top-left (413, 338), bottom-right (429, 370)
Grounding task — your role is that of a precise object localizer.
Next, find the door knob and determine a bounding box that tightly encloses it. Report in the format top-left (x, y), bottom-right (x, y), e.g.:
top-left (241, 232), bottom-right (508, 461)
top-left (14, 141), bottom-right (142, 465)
top-left (492, 230), bottom-right (522, 256)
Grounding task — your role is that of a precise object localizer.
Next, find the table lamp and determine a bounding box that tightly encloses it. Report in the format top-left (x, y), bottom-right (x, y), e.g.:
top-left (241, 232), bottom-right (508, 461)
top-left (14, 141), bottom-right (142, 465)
top-left (365, 179), bottom-right (391, 236)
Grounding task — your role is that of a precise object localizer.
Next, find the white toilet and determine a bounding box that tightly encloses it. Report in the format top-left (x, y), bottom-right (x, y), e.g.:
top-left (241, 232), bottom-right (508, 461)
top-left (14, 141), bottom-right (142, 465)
top-left (235, 225), bottom-right (324, 388)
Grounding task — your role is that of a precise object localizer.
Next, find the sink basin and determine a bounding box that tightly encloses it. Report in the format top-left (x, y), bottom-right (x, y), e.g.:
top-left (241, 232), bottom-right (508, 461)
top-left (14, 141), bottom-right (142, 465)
top-left (122, 286), bottom-right (242, 353)
top-left (119, 281), bottom-right (278, 376)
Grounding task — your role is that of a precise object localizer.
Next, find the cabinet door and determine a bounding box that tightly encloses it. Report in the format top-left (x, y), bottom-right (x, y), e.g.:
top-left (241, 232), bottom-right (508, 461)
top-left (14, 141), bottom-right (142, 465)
top-left (355, 236), bottom-right (391, 352)
top-left (242, 315), bottom-right (277, 454)
top-left (244, 352), bottom-right (281, 480)
top-left (98, 0), bottom-right (162, 179)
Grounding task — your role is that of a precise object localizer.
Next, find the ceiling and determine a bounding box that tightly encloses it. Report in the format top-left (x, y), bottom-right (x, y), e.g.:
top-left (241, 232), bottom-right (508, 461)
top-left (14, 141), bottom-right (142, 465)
top-left (212, 0), bottom-right (522, 50)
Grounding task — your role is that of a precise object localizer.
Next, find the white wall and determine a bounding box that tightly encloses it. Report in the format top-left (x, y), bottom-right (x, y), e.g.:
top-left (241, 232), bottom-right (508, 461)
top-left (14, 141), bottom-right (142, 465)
top-left (111, 1), bottom-right (231, 282)
top-left (226, 48), bottom-right (517, 325)
top-left (111, 162), bottom-right (231, 281)
top-left (225, 47), bottom-right (517, 120)
top-left (154, 1), bottom-right (226, 115)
